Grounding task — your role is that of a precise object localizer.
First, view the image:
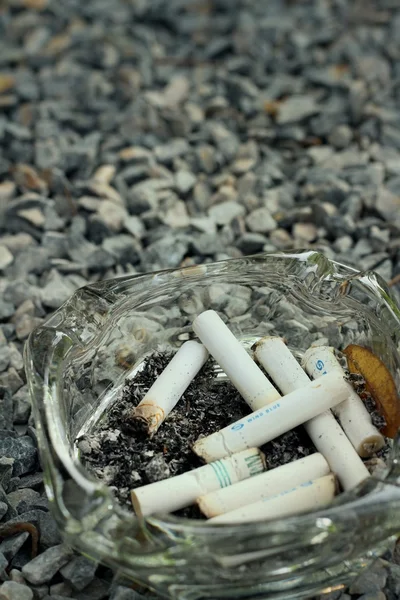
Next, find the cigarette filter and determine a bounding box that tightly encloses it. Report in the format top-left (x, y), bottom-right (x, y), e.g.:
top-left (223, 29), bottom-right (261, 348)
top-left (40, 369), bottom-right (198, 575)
top-left (208, 473), bottom-right (336, 524)
top-left (302, 345), bottom-right (385, 457)
top-left (198, 452), bottom-right (329, 518)
top-left (192, 310), bottom-right (281, 411)
top-left (131, 340), bottom-right (208, 435)
top-left (254, 337), bottom-right (370, 490)
top-left (131, 447), bottom-right (266, 517)
top-left (193, 371), bottom-right (352, 463)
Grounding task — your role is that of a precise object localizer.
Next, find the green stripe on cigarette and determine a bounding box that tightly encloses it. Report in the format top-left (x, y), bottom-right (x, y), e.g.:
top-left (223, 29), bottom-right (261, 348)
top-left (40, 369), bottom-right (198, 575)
top-left (210, 461), bottom-right (227, 488)
top-left (215, 460), bottom-right (232, 487)
top-left (211, 460), bottom-right (231, 488)
top-left (245, 453), bottom-right (264, 476)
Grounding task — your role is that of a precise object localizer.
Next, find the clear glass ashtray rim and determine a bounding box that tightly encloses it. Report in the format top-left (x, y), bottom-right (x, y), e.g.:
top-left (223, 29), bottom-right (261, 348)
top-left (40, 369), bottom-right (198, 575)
top-left (24, 250), bottom-right (400, 542)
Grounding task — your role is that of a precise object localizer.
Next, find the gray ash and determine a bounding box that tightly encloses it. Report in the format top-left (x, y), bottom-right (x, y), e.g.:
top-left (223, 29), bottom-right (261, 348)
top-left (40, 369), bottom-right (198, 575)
top-left (262, 429), bottom-right (315, 470)
top-left (376, 440), bottom-right (392, 464)
top-left (78, 351), bottom-right (317, 518)
top-left (79, 352), bottom-right (250, 513)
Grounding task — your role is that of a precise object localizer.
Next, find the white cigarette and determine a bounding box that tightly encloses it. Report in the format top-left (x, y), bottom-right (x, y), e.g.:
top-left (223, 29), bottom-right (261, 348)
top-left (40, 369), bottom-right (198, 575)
top-left (302, 346), bottom-right (385, 457)
top-left (131, 448), bottom-right (266, 517)
top-left (193, 371), bottom-right (353, 462)
top-left (192, 310), bottom-right (281, 411)
top-left (208, 474), bottom-right (336, 524)
top-left (254, 337), bottom-right (370, 490)
top-left (132, 340), bottom-right (208, 434)
top-left (198, 452), bottom-right (329, 518)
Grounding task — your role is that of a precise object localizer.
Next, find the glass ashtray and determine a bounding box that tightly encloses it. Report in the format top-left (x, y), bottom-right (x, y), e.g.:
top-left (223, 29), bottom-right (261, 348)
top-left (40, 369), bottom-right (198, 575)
top-left (25, 250), bottom-right (400, 600)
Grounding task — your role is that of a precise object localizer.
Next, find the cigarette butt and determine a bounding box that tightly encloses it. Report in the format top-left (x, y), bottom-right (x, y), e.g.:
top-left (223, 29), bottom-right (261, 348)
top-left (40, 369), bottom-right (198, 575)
top-left (302, 346), bottom-right (385, 457)
top-left (254, 337), bottom-right (370, 490)
top-left (192, 310), bottom-right (281, 411)
top-left (208, 474), bottom-right (336, 524)
top-left (197, 452), bottom-right (329, 518)
top-left (131, 340), bottom-right (208, 435)
top-left (253, 336), bottom-right (309, 393)
top-left (131, 448), bottom-right (266, 517)
top-left (193, 370), bottom-right (353, 463)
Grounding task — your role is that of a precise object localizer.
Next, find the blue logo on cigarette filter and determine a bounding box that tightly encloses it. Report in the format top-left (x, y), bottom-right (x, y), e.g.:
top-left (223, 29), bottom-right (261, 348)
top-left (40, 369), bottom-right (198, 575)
top-left (230, 403), bottom-right (281, 432)
top-left (316, 360), bottom-right (324, 371)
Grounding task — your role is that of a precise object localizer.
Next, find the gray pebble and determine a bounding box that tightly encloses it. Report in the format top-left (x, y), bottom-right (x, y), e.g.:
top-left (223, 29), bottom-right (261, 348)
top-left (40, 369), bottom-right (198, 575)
top-left (376, 188), bottom-right (400, 227)
top-left (237, 233), bottom-right (267, 254)
top-left (30, 587), bottom-right (48, 600)
top-left (0, 534), bottom-right (29, 563)
top-left (0, 502), bottom-right (7, 519)
top-left (17, 473), bottom-right (43, 491)
top-left (328, 125), bottom-right (353, 149)
top-left (110, 586), bottom-right (146, 600)
top-left (196, 145), bottom-right (218, 174)
top-left (374, 260), bottom-right (393, 281)
top-left (0, 369), bottom-right (24, 395)
top-left (0, 458), bottom-right (14, 491)
top-left (74, 577), bottom-right (110, 600)
top-left (102, 235), bottom-right (141, 266)
top-left (7, 573), bottom-right (24, 586)
top-left (0, 552), bottom-right (8, 581)
top-left (35, 511), bottom-right (62, 550)
top-left (60, 555), bottom-right (97, 591)
top-left (123, 216), bottom-right (145, 239)
top-left (154, 139), bottom-right (189, 164)
top-left (349, 564), bottom-right (388, 596)
top-left (8, 345), bottom-right (23, 374)
top-left (0, 388), bottom-right (14, 431)
top-left (40, 271), bottom-right (74, 310)
top-left (0, 582), bottom-right (33, 600)
top-left (21, 545), bottom-right (73, 586)
top-left (12, 387), bottom-right (31, 425)
top-left (0, 437), bottom-right (37, 478)
top-left (0, 301), bottom-right (14, 321)
top-left (175, 170), bottom-right (196, 195)
top-left (143, 236), bottom-right (189, 269)
top-left (276, 95), bottom-right (319, 125)
top-left (208, 201), bottom-right (245, 225)
top-left (224, 297), bottom-right (249, 318)
top-left (0, 247), bottom-right (13, 271)
top-left (0, 347), bottom-right (10, 374)
top-left (6, 489), bottom-right (40, 515)
top-left (245, 207), bottom-right (277, 233)
top-left (359, 252), bottom-right (389, 271)
top-left (292, 222), bottom-right (317, 242)
top-left (49, 582), bottom-right (73, 597)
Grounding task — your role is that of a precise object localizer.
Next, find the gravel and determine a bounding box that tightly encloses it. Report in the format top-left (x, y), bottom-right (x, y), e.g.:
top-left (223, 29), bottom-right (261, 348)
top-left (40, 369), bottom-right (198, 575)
top-left (21, 546), bottom-right (73, 586)
top-left (0, 581), bottom-right (33, 600)
top-left (1, 0), bottom-right (400, 598)
top-left (59, 557), bottom-right (98, 592)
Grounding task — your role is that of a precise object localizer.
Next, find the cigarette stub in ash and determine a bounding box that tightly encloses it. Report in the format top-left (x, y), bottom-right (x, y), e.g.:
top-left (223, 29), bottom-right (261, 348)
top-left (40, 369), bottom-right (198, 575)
top-left (302, 346), bottom-right (385, 458)
top-left (198, 452), bottom-right (329, 518)
top-left (192, 310), bottom-right (281, 411)
top-left (193, 370), bottom-right (351, 463)
top-left (131, 340), bottom-right (208, 435)
top-left (254, 336), bottom-right (370, 490)
top-left (208, 474), bottom-right (336, 525)
top-left (131, 448), bottom-right (266, 517)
